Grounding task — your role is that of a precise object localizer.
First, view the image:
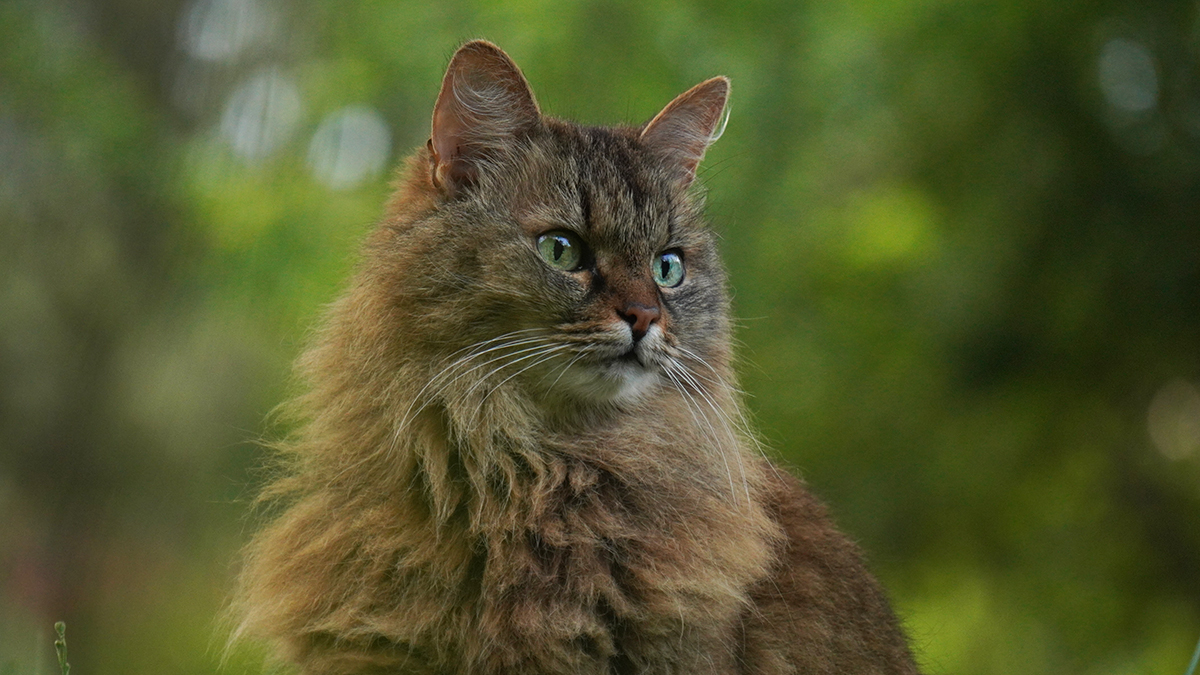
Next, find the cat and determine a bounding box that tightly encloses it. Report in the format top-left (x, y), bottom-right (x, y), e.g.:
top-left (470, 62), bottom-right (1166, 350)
top-left (232, 40), bottom-right (921, 675)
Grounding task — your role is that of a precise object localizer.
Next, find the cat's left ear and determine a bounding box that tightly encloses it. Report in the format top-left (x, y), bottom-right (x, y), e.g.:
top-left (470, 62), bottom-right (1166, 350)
top-left (429, 40), bottom-right (541, 195)
top-left (639, 77), bottom-right (730, 189)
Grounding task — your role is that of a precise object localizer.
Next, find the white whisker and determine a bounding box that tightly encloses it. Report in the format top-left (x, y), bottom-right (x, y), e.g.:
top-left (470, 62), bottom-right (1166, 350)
top-left (453, 344), bottom-right (570, 431)
top-left (663, 363), bottom-right (740, 505)
top-left (455, 344), bottom-right (568, 403)
top-left (387, 330), bottom-right (555, 457)
top-left (543, 350), bottom-right (589, 391)
top-left (672, 346), bottom-right (784, 484)
top-left (670, 360), bottom-right (751, 504)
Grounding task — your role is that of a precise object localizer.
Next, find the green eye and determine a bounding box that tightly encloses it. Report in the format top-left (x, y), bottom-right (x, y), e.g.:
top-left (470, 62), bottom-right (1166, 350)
top-left (536, 231), bottom-right (586, 271)
top-left (654, 250), bottom-right (685, 287)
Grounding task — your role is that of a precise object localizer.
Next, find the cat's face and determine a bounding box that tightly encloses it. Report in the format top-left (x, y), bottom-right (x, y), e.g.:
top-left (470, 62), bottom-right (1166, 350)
top-left (483, 125), bottom-right (727, 408)
top-left (391, 42), bottom-right (732, 414)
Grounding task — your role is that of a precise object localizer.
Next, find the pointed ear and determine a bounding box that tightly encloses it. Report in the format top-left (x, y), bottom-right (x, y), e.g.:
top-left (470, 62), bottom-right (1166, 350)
top-left (639, 77), bottom-right (730, 189)
top-left (429, 40), bottom-right (540, 194)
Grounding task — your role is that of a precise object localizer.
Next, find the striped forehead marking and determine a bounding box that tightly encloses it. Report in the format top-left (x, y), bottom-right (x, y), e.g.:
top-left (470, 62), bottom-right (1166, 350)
top-left (560, 125), bottom-right (666, 248)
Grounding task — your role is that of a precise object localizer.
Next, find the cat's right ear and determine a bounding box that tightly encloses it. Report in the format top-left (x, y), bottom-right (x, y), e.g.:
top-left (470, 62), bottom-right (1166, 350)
top-left (429, 40), bottom-right (540, 196)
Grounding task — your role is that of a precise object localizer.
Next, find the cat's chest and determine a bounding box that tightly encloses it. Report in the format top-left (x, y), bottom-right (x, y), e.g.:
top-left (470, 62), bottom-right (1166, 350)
top-left (461, 458), bottom-right (778, 670)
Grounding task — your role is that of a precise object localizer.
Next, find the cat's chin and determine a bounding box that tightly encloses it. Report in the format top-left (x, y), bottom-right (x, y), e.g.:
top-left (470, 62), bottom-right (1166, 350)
top-left (548, 358), bottom-right (661, 409)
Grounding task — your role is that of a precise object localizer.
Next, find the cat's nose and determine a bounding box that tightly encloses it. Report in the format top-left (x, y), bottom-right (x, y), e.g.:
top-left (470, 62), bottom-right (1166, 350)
top-left (619, 303), bottom-right (660, 341)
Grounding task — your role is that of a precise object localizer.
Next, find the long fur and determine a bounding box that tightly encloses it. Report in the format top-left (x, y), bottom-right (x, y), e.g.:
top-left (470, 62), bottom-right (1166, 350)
top-left (232, 41), bottom-right (920, 675)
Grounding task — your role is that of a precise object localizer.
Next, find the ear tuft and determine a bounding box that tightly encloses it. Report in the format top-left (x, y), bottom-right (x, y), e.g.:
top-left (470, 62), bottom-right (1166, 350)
top-left (430, 40), bottom-right (540, 194)
top-left (639, 77), bottom-right (730, 189)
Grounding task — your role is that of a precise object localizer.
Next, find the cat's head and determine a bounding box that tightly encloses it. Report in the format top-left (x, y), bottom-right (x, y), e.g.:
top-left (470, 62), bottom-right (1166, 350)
top-left (377, 41), bottom-right (733, 416)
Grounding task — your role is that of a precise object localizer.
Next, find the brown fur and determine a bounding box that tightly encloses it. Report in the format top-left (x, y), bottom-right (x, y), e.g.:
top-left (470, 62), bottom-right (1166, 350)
top-left (232, 41), bottom-right (920, 675)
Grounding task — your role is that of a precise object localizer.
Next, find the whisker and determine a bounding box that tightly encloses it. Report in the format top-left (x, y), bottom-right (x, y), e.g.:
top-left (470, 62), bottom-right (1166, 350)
top-left (386, 331), bottom-right (556, 459)
top-left (455, 344), bottom-right (569, 404)
top-left (458, 345), bottom-right (570, 432)
top-left (673, 346), bottom-right (749, 396)
top-left (425, 327), bottom-right (548, 371)
top-left (436, 340), bottom-right (559, 398)
top-left (670, 361), bottom-right (751, 504)
top-left (439, 334), bottom-right (559, 379)
top-left (663, 363), bottom-right (740, 505)
top-left (543, 350), bottom-right (588, 391)
top-left (486, 348), bottom-right (571, 399)
top-left (672, 347), bottom-right (782, 485)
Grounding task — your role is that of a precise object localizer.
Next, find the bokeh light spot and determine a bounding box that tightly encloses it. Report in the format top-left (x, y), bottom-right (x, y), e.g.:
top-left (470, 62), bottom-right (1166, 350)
top-left (306, 106), bottom-right (392, 190)
top-left (1147, 379), bottom-right (1200, 461)
top-left (219, 67), bottom-right (303, 161)
top-left (179, 0), bottom-right (274, 63)
top-left (1098, 38), bottom-right (1159, 114)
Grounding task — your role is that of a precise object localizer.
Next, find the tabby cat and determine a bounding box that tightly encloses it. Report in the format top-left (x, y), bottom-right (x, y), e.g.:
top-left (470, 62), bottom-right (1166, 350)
top-left (233, 40), bottom-right (920, 675)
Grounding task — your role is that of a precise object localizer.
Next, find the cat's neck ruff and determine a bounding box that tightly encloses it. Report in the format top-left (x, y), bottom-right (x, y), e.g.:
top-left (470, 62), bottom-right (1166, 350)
top-left (407, 366), bottom-right (766, 532)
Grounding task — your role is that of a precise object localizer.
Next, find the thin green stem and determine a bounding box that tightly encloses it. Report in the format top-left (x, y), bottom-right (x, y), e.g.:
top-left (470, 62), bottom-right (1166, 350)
top-left (53, 622), bottom-right (70, 675)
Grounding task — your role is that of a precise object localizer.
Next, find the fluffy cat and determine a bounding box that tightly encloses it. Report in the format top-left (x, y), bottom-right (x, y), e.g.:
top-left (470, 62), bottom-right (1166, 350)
top-left (232, 40), bottom-right (920, 675)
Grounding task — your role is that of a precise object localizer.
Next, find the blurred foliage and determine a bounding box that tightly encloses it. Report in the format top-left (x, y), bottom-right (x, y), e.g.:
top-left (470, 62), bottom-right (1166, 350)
top-left (1, 0), bottom-right (1199, 673)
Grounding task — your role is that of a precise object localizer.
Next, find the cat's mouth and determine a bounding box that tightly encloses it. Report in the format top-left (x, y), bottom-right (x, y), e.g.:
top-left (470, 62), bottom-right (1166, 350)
top-left (533, 325), bottom-right (665, 406)
top-left (540, 340), bottom-right (659, 407)
top-left (616, 347), bottom-right (644, 366)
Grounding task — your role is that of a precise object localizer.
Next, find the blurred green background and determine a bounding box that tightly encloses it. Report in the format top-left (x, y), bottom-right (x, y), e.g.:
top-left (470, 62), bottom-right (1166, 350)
top-left (2, 0), bottom-right (1199, 673)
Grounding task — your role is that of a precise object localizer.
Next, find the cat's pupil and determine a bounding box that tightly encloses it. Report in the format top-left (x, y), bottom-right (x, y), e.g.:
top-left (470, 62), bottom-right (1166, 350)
top-left (554, 239), bottom-right (564, 261)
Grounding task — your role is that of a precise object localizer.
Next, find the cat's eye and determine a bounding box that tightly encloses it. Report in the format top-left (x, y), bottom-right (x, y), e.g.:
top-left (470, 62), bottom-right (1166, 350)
top-left (654, 250), bottom-right (685, 287)
top-left (536, 231), bottom-right (586, 271)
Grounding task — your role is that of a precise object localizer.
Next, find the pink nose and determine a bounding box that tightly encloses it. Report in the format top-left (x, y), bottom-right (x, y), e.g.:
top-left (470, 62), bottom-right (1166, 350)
top-left (620, 303), bottom-right (660, 341)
